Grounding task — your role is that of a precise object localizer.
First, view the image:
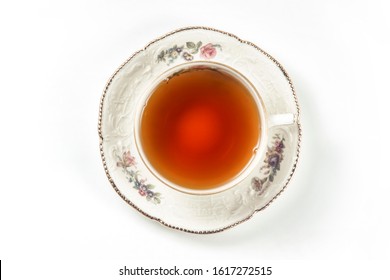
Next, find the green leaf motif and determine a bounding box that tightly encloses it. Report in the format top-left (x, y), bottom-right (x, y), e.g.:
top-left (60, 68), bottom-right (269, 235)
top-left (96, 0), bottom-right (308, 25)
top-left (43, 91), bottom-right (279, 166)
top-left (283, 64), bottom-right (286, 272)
top-left (186, 42), bottom-right (196, 49)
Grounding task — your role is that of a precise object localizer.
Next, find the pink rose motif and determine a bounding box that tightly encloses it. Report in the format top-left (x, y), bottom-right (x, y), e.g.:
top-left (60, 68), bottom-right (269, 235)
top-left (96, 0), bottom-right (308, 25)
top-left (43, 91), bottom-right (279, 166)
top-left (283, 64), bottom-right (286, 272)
top-left (123, 151), bottom-right (136, 167)
top-left (117, 151), bottom-right (136, 168)
top-left (138, 189), bottom-right (146, 196)
top-left (200, 43), bottom-right (217, 59)
top-left (139, 185), bottom-right (147, 196)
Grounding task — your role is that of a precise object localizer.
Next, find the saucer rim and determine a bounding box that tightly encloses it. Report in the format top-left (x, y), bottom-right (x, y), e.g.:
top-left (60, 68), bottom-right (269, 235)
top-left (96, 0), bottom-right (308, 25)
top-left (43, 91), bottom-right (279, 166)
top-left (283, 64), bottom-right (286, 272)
top-left (98, 26), bottom-right (302, 234)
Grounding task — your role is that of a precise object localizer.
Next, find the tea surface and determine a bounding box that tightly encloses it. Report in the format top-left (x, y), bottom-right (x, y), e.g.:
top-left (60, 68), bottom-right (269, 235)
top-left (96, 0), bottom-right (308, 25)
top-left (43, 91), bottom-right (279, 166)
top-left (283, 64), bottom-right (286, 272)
top-left (140, 68), bottom-right (260, 190)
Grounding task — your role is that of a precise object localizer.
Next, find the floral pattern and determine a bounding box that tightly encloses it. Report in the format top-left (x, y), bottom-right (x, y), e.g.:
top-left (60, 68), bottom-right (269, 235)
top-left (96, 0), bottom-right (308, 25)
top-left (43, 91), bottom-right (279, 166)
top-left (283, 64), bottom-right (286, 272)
top-left (251, 134), bottom-right (285, 194)
top-left (200, 43), bottom-right (217, 59)
top-left (157, 41), bottom-right (222, 65)
top-left (116, 150), bottom-right (161, 204)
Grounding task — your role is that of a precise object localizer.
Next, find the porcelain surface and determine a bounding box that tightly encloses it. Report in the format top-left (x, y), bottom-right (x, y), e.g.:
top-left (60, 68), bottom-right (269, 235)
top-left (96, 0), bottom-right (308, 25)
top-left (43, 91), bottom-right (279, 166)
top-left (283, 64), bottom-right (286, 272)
top-left (98, 27), bottom-right (301, 233)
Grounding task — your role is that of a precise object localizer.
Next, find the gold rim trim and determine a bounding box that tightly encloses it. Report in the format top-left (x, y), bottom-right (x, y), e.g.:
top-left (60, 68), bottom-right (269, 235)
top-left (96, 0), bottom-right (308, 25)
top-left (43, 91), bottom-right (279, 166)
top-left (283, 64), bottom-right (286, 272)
top-left (98, 26), bottom-right (302, 234)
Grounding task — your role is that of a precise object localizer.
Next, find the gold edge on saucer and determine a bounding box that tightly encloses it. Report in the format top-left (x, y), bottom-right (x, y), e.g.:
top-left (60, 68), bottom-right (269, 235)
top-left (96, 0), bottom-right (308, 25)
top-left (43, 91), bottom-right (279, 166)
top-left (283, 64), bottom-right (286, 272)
top-left (98, 26), bottom-right (302, 234)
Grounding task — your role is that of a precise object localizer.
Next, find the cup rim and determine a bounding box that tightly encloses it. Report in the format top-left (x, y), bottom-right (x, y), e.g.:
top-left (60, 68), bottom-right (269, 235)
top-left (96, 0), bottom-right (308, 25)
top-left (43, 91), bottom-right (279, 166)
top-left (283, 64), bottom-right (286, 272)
top-left (133, 61), bottom-right (269, 195)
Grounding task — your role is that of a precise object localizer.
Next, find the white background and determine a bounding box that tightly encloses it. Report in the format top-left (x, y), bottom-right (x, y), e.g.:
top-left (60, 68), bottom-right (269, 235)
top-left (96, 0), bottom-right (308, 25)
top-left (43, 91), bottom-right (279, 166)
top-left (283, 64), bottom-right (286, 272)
top-left (1, 0), bottom-right (389, 278)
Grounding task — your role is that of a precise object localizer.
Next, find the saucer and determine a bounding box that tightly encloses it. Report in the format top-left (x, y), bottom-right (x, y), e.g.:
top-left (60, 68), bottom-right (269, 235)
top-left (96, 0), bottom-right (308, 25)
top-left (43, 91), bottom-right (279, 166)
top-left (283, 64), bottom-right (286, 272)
top-left (98, 27), bottom-right (301, 233)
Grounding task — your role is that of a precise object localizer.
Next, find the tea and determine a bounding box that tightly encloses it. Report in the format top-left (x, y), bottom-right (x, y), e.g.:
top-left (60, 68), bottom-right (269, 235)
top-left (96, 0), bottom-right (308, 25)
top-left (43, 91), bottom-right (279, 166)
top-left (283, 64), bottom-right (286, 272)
top-left (140, 67), bottom-right (260, 190)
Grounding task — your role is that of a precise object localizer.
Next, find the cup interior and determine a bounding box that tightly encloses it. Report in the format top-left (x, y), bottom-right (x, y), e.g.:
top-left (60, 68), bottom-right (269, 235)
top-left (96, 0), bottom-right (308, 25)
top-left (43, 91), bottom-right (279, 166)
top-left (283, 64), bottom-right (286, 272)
top-left (134, 61), bottom-right (268, 195)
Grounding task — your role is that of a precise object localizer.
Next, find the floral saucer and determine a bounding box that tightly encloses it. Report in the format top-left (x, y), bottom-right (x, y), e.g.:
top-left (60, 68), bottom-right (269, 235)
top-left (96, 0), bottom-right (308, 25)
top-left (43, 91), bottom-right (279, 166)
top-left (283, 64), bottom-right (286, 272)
top-left (98, 27), bottom-right (301, 233)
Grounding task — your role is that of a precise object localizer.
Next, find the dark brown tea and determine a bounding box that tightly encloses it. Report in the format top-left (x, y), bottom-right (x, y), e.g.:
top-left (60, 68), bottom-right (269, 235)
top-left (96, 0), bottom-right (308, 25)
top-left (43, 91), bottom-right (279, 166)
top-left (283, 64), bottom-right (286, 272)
top-left (140, 67), bottom-right (260, 190)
